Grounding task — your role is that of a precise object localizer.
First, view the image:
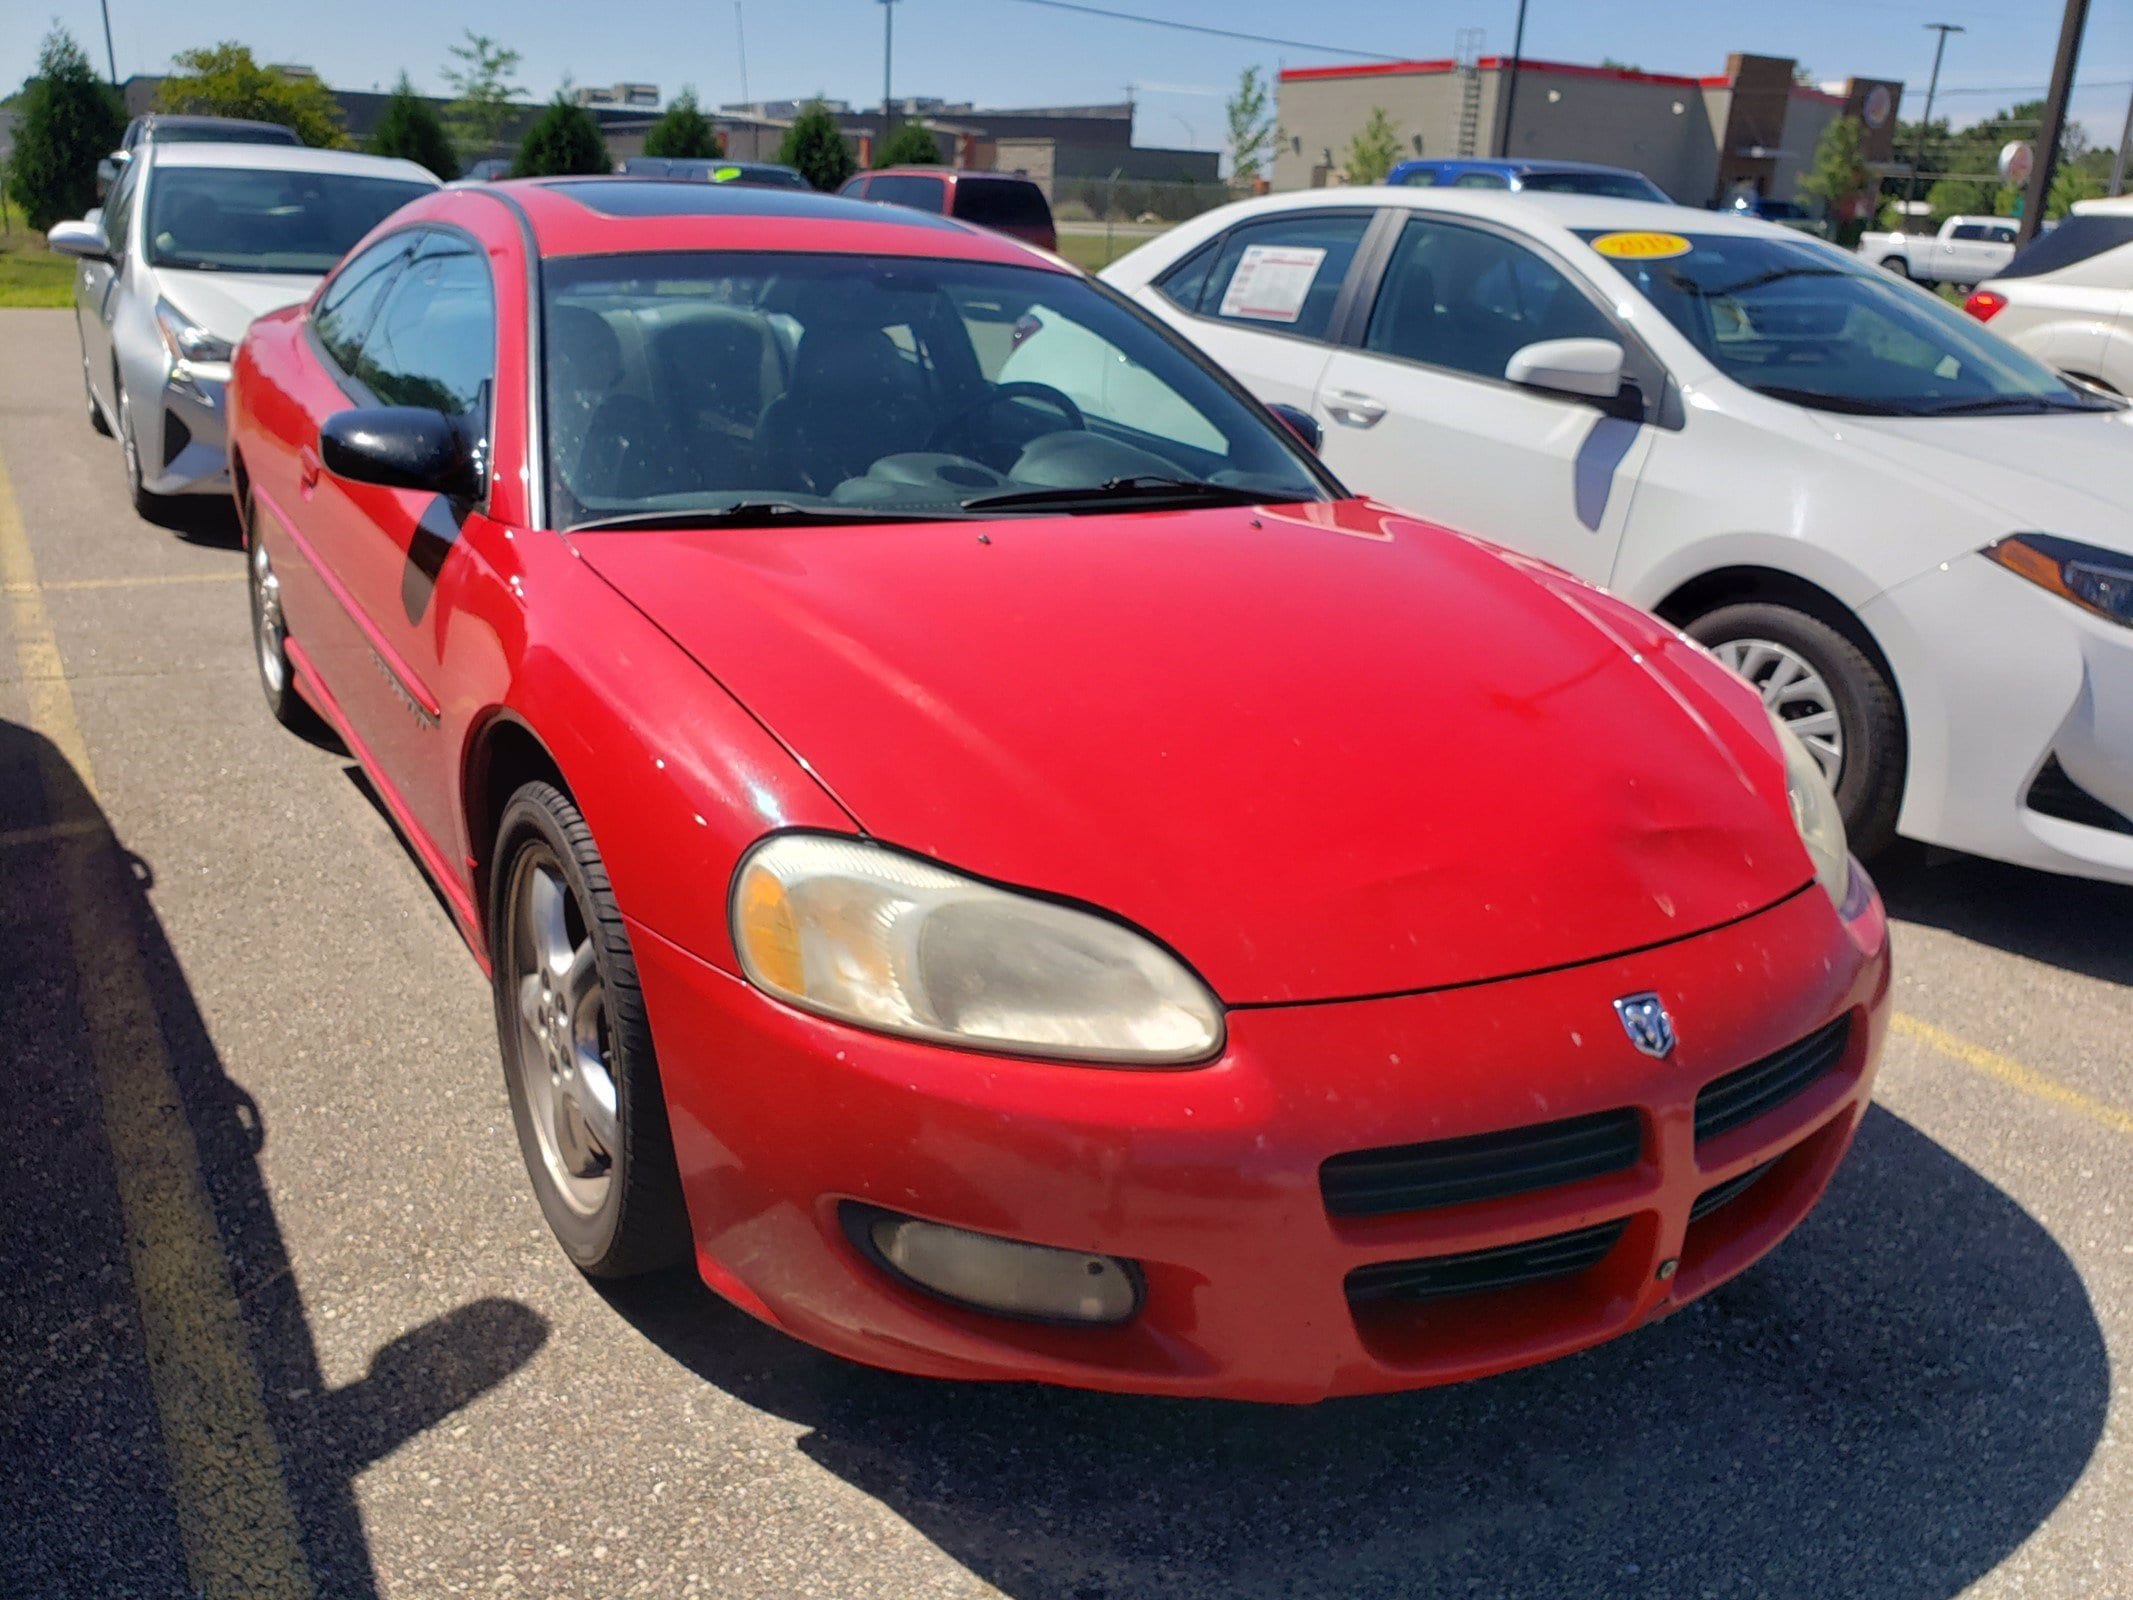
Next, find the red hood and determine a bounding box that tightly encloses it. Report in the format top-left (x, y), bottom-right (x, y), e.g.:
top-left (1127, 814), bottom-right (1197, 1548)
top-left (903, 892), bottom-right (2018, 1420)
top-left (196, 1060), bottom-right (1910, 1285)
top-left (573, 500), bottom-right (1809, 1004)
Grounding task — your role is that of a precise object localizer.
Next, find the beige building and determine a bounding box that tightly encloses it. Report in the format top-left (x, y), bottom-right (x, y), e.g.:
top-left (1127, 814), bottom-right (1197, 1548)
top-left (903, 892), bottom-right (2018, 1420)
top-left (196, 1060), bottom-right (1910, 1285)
top-left (1274, 53), bottom-right (1903, 209)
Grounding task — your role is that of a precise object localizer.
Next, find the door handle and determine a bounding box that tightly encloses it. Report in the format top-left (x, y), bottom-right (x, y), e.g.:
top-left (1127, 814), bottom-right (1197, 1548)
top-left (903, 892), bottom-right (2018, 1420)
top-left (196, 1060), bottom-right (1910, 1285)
top-left (1324, 389), bottom-right (1386, 428)
top-left (298, 444), bottom-right (322, 495)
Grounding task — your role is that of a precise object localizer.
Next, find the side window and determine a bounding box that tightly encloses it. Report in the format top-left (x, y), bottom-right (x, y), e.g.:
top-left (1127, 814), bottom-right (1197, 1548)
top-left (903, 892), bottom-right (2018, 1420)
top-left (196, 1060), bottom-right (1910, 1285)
top-left (103, 162), bottom-right (141, 253)
top-left (1365, 217), bottom-right (1616, 382)
top-left (1950, 223), bottom-right (1989, 243)
top-left (839, 176), bottom-right (870, 198)
top-left (313, 233), bottom-right (421, 376)
top-left (1992, 224), bottom-right (2017, 244)
top-left (1453, 171), bottom-right (1511, 189)
top-left (868, 174), bottom-right (946, 212)
top-left (353, 242), bottom-right (495, 417)
top-left (1195, 212), bottom-right (1371, 341)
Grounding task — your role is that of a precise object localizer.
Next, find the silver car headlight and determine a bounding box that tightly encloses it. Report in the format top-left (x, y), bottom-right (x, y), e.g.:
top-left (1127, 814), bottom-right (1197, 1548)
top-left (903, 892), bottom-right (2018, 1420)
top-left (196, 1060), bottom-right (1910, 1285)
top-left (1770, 710), bottom-right (1850, 907)
top-left (731, 834), bottom-right (1223, 1065)
top-left (154, 298), bottom-right (235, 366)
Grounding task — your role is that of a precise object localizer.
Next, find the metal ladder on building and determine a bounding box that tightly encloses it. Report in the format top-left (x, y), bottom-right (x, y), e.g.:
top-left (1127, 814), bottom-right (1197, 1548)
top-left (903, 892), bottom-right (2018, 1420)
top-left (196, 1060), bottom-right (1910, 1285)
top-left (1454, 28), bottom-right (1485, 157)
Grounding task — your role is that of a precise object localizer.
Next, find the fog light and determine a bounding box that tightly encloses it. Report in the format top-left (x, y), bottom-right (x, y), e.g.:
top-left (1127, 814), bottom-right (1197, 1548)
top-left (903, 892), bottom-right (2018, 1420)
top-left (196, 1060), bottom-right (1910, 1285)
top-left (847, 1205), bottom-right (1140, 1325)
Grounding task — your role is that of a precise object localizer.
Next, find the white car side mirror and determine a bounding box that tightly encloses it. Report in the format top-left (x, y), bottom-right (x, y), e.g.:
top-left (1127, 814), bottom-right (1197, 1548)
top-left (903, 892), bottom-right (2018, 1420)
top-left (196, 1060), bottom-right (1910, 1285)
top-left (45, 219), bottom-right (112, 263)
top-left (1504, 337), bottom-right (1626, 403)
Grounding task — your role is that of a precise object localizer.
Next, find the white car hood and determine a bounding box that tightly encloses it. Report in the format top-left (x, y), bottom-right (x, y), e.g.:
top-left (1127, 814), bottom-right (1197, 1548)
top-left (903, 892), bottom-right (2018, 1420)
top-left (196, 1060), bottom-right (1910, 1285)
top-left (1823, 409), bottom-right (2133, 555)
top-left (153, 269), bottom-right (318, 347)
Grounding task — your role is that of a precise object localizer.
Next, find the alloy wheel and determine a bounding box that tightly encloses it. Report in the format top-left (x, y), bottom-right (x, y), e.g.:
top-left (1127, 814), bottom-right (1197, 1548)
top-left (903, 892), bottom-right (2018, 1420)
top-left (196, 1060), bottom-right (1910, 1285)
top-left (505, 847), bottom-right (620, 1218)
top-left (249, 538), bottom-right (287, 695)
top-left (1712, 636), bottom-right (1844, 785)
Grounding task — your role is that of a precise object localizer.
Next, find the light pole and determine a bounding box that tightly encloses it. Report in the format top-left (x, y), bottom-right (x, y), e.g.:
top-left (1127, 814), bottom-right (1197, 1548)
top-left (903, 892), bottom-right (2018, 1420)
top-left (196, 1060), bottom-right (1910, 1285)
top-left (1497, 0), bottom-right (1529, 159)
top-left (879, 0), bottom-right (899, 161)
top-left (97, 0), bottom-right (119, 87)
top-left (1903, 23), bottom-right (1964, 217)
top-left (2017, 0), bottom-right (2091, 246)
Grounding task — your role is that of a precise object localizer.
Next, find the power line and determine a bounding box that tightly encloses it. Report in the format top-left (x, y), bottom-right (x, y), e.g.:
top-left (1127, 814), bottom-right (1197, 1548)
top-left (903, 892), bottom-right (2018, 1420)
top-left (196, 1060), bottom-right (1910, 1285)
top-left (992, 0), bottom-right (1410, 62)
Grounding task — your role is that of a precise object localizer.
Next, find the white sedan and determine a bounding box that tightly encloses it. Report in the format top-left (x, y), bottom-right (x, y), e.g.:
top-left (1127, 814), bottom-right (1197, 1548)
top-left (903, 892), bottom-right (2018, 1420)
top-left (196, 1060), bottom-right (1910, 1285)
top-left (1073, 189), bottom-right (2133, 883)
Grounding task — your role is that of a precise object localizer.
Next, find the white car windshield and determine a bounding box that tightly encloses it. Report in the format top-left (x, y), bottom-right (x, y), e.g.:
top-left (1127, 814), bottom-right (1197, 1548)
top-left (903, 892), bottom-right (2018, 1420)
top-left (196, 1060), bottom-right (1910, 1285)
top-left (542, 252), bottom-right (1331, 530)
top-left (146, 167), bottom-right (434, 275)
top-left (1586, 229), bottom-right (2119, 417)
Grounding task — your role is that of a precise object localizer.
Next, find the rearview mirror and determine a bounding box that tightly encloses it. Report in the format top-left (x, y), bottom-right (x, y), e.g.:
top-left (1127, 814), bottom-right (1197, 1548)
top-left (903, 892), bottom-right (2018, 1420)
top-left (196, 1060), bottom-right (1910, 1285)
top-left (45, 219), bottom-right (111, 263)
top-left (1504, 338), bottom-right (1627, 404)
top-left (1265, 402), bottom-right (1323, 453)
top-left (320, 408), bottom-right (482, 500)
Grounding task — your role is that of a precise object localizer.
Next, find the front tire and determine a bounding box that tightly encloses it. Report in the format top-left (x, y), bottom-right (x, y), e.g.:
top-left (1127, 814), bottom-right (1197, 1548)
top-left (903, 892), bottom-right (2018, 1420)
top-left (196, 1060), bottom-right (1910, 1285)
top-left (491, 782), bottom-right (689, 1279)
top-left (1688, 602), bottom-right (1905, 860)
top-left (83, 348), bottom-right (112, 436)
top-left (116, 378), bottom-right (172, 520)
top-left (245, 502), bottom-right (325, 737)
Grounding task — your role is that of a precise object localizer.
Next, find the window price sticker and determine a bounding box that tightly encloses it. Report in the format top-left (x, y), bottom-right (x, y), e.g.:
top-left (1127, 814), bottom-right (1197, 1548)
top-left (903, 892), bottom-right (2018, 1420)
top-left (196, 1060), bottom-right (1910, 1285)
top-left (1218, 245), bottom-right (1329, 323)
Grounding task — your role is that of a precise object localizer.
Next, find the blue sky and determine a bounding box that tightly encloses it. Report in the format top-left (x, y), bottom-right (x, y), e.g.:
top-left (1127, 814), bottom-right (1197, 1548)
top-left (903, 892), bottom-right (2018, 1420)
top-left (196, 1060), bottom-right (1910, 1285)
top-left (9, 1), bottom-right (2131, 150)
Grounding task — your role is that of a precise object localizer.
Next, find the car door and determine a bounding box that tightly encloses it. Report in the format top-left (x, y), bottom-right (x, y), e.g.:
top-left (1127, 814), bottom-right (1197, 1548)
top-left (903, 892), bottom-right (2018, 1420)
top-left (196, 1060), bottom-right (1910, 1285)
top-left (1938, 223), bottom-right (1993, 283)
top-left (1141, 209), bottom-right (1375, 417)
top-left (1309, 212), bottom-right (1659, 581)
top-left (316, 233), bottom-right (499, 849)
top-left (78, 156), bottom-right (141, 416)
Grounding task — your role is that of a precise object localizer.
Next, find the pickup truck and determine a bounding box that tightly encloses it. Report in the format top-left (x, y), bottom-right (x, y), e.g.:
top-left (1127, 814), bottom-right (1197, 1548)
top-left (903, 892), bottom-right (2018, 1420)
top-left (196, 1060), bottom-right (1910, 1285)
top-left (1857, 216), bottom-right (2018, 287)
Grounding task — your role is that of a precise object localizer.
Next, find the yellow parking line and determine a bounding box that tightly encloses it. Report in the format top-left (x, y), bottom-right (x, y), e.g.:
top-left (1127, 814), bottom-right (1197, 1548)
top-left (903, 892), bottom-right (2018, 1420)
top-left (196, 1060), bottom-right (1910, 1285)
top-left (1893, 1012), bottom-right (2133, 1139)
top-left (0, 456), bottom-right (315, 1597)
top-left (4, 570), bottom-right (243, 593)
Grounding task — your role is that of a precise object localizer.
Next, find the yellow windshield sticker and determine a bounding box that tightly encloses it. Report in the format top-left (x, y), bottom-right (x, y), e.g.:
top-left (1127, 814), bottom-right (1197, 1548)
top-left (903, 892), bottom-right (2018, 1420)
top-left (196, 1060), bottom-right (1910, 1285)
top-left (712, 165), bottom-right (743, 182)
top-left (1590, 230), bottom-right (1693, 260)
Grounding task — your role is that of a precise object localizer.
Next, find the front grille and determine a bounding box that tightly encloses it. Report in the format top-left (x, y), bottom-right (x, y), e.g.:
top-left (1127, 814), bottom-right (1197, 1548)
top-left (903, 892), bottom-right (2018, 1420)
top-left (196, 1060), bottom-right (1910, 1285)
top-left (1321, 1107), bottom-right (1641, 1218)
top-left (161, 409), bottom-right (193, 468)
top-left (1689, 1159), bottom-right (1776, 1222)
top-left (1346, 1219), bottom-right (1627, 1305)
top-left (1695, 1019), bottom-right (1850, 1145)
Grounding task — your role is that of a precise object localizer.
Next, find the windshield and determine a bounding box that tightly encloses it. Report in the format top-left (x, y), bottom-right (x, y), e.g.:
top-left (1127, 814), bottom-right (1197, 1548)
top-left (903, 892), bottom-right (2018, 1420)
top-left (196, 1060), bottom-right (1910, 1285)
top-left (542, 252), bottom-right (1329, 528)
top-left (1583, 229), bottom-right (2116, 416)
top-left (145, 167), bottom-right (434, 274)
top-left (1520, 170), bottom-right (1669, 203)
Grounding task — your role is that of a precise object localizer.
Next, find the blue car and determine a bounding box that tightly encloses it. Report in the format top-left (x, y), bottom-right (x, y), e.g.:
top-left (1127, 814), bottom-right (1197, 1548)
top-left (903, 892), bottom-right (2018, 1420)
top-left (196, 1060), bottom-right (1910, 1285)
top-left (1385, 158), bottom-right (1672, 203)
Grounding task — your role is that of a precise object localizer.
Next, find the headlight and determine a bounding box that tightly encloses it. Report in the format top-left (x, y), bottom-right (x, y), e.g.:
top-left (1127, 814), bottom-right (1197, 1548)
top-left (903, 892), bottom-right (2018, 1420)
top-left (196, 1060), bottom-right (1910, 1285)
top-left (154, 299), bottom-right (234, 365)
top-left (1987, 534), bottom-right (2133, 630)
top-left (1769, 710), bottom-right (1850, 907)
top-left (731, 833), bottom-right (1223, 1064)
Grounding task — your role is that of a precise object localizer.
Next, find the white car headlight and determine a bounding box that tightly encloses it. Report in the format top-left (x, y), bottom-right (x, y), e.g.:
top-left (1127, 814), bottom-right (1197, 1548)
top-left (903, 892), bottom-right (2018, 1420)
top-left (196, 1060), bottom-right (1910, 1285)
top-left (1987, 534), bottom-right (2133, 630)
top-left (731, 834), bottom-right (1223, 1065)
top-left (1770, 710), bottom-right (1850, 907)
top-left (154, 298), bottom-right (235, 366)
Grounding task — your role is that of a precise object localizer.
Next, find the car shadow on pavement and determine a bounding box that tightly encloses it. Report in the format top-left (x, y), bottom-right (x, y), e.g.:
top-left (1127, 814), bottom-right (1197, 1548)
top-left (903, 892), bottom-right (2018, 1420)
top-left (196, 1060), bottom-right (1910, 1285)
top-left (1874, 847), bottom-right (2133, 987)
top-left (0, 717), bottom-right (548, 1599)
top-left (604, 1108), bottom-right (2106, 1600)
top-left (140, 493), bottom-right (242, 547)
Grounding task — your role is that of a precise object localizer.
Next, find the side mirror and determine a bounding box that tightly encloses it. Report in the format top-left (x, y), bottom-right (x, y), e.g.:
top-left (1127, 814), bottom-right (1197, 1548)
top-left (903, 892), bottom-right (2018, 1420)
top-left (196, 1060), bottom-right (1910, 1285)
top-left (45, 219), bottom-right (112, 262)
top-left (95, 153), bottom-right (123, 198)
top-left (1266, 401), bottom-right (1323, 453)
top-left (1505, 338), bottom-right (1627, 404)
top-left (320, 408), bottom-right (482, 499)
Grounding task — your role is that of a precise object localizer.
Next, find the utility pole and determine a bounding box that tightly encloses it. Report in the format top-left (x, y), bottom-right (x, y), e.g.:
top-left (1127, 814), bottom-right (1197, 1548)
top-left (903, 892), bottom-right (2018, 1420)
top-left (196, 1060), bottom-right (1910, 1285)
top-left (2017, 0), bottom-right (2090, 245)
top-left (1904, 23), bottom-right (1964, 216)
top-left (97, 0), bottom-right (119, 87)
top-left (2110, 84), bottom-right (2131, 195)
top-left (1496, 0), bottom-right (1529, 159)
top-left (880, 0), bottom-right (899, 160)
top-left (734, 2), bottom-right (750, 107)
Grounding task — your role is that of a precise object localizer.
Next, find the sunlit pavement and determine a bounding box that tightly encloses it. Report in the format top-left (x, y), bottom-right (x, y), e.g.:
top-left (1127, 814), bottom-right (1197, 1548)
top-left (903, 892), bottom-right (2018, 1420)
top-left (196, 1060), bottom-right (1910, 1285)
top-left (2, 305), bottom-right (2127, 1600)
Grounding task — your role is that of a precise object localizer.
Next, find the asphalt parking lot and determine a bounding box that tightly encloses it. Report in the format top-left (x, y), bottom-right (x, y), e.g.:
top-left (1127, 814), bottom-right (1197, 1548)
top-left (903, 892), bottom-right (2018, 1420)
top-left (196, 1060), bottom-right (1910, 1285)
top-left (1, 302), bottom-right (2128, 1600)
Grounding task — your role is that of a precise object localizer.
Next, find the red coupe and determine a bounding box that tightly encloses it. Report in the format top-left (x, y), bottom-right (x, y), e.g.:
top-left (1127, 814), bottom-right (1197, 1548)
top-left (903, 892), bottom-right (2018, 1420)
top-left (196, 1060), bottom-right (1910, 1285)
top-left (227, 179), bottom-right (1890, 1402)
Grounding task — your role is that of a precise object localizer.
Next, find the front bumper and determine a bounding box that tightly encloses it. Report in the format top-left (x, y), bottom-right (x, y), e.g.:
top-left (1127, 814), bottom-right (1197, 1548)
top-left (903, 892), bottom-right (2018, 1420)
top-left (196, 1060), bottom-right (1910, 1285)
top-left (632, 880), bottom-right (1889, 1403)
top-left (1865, 551), bottom-right (2133, 882)
top-left (141, 361), bottom-right (232, 496)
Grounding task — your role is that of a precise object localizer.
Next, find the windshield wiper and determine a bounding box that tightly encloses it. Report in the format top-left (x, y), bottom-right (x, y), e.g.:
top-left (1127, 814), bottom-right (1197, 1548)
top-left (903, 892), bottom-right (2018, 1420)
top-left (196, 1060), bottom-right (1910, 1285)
top-left (1743, 384), bottom-right (1911, 417)
top-left (566, 502), bottom-right (964, 533)
top-left (1910, 393), bottom-right (2113, 417)
top-left (959, 475), bottom-right (1275, 513)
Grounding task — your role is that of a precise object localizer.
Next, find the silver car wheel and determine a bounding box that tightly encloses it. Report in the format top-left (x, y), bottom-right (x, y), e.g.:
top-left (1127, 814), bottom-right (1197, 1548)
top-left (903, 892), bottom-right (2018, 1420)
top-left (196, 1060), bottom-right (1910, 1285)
top-left (249, 537), bottom-right (287, 695)
top-left (506, 848), bottom-right (619, 1219)
top-left (1713, 636), bottom-right (1844, 784)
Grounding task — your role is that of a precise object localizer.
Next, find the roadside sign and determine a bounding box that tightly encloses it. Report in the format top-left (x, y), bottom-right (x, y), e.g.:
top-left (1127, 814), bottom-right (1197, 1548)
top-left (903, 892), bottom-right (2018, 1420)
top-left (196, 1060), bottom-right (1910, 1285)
top-left (1998, 141), bottom-right (2034, 188)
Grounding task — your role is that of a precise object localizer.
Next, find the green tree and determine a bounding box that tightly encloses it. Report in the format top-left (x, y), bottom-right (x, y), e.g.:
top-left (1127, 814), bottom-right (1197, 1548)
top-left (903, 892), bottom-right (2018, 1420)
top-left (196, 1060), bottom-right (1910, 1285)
top-left (777, 99), bottom-right (856, 190)
top-left (1798, 115), bottom-right (1868, 215)
top-left (6, 27), bottom-right (124, 231)
top-left (368, 73), bottom-right (459, 179)
top-left (1224, 65), bottom-right (1277, 186)
top-left (875, 118), bottom-right (940, 166)
top-left (157, 43), bottom-right (346, 147)
top-left (442, 31), bottom-right (524, 161)
top-left (510, 93), bottom-right (610, 177)
top-left (1341, 106), bottom-right (1399, 186)
top-left (643, 87), bottom-right (722, 159)
top-left (2048, 161), bottom-right (2103, 218)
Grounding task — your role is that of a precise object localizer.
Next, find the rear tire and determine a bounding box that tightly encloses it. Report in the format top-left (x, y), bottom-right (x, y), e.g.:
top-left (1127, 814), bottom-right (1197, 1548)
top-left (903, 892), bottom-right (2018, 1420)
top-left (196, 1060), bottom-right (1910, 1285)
top-left (1688, 602), bottom-right (1905, 861)
top-left (491, 782), bottom-right (690, 1279)
top-left (1879, 256), bottom-right (1910, 278)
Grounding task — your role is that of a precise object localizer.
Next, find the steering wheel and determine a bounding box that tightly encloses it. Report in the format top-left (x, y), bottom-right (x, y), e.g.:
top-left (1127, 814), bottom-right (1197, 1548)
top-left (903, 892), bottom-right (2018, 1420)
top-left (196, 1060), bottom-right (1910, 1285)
top-left (926, 382), bottom-right (1087, 456)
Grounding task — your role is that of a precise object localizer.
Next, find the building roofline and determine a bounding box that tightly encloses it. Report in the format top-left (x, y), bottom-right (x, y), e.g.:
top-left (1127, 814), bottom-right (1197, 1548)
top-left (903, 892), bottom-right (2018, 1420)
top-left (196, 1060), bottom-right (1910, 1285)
top-left (1279, 56), bottom-right (1713, 90)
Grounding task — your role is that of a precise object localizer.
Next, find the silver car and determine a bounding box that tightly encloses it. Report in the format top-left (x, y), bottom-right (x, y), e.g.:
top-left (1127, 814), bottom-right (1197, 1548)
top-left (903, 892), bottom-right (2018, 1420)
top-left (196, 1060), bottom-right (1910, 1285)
top-left (46, 142), bottom-right (437, 516)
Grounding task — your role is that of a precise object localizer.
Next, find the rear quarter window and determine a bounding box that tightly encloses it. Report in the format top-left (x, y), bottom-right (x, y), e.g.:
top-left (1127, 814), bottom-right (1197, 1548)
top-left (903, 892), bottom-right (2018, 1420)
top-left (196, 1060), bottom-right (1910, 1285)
top-left (868, 174), bottom-right (946, 212)
top-left (951, 179), bottom-right (1052, 232)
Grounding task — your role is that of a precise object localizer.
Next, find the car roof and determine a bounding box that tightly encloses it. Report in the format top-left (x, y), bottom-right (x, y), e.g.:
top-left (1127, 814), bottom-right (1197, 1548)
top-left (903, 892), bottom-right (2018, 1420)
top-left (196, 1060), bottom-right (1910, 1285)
top-left (2072, 194), bottom-right (2133, 217)
top-left (484, 177), bottom-right (1071, 267)
top-left (1397, 157), bottom-right (1646, 175)
top-left (137, 114), bottom-right (299, 139)
top-left (871, 167), bottom-right (1035, 183)
top-left (1199, 185), bottom-right (1775, 238)
top-left (145, 142), bottom-right (442, 185)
